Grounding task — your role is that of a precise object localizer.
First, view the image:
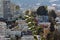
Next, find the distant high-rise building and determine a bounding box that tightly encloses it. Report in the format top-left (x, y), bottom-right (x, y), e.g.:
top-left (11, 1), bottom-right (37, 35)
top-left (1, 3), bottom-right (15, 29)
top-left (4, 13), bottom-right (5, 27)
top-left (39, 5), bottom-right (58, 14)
top-left (10, 3), bottom-right (16, 17)
top-left (0, 0), bottom-right (4, 18)
top-left (10, 3), bottom-right (18, 20)
top-left (3, 0), bottom-right (12, 20)
top-left (10, 3), bottom-right (21, 20)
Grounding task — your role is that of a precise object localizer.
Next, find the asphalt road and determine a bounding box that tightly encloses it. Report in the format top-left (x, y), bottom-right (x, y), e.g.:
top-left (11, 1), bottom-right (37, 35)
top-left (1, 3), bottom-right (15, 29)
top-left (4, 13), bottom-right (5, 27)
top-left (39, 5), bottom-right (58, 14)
top-left (21, 35), bottom-right (34, 40)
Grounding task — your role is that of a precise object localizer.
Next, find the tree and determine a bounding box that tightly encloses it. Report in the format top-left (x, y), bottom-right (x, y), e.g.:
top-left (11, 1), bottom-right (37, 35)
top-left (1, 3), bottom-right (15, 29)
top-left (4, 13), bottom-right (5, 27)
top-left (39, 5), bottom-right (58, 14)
top-left (15, 5), bottom-right (20, 10)
top-left (37, 6), bottom-right (48, 16)
top-left (24, 10), bottom-right (45, 40)
top-left (49, 10), bottom-right (57, 19)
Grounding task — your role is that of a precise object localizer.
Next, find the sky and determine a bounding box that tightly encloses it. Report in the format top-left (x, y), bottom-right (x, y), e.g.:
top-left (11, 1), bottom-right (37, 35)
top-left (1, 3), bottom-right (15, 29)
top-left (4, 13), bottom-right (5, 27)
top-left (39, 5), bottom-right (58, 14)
top-left (11, 0), bottom-right (60, 10)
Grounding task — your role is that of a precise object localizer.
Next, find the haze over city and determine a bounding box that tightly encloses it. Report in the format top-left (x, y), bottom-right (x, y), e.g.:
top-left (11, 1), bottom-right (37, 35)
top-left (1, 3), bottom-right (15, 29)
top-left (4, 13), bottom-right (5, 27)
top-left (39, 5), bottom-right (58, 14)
top-left (11, 0), bottom-right (60, 9)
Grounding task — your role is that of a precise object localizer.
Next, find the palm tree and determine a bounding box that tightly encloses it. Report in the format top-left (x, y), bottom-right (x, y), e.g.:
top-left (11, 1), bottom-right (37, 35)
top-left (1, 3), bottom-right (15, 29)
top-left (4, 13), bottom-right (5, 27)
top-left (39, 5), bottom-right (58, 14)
top-left (24, 10), bottom-right (46, 40)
